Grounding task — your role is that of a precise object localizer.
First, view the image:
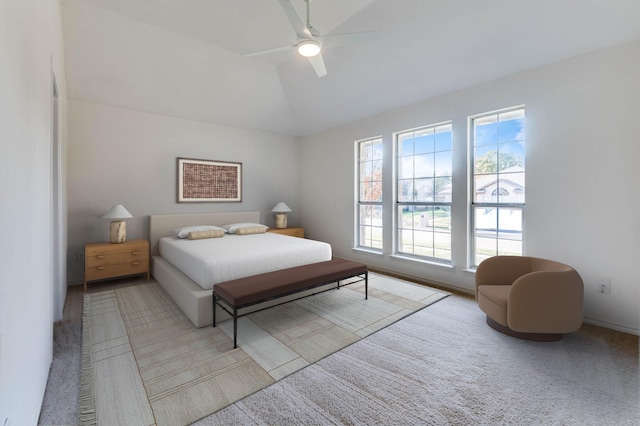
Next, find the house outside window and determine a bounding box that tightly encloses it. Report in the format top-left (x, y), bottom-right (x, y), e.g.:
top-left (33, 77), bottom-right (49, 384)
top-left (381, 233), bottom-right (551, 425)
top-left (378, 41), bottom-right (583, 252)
top-left (470, 107), bottom-right (525, 267)
top-left (396, 123), bottom-right (452, 262)
top-left (356, 137), bottom-right (383, 250)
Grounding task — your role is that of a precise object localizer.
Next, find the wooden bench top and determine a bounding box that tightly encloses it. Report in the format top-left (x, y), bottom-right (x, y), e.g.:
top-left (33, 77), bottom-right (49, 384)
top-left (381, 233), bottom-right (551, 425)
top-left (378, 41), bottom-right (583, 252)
top-left (213, 258), bottom-right (367, 308)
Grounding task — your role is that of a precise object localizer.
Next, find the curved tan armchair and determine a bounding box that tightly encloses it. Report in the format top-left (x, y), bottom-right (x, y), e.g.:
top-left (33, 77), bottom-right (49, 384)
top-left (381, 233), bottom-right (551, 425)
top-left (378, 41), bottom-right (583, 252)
top-left (475, 256), bottom-right (584, 341)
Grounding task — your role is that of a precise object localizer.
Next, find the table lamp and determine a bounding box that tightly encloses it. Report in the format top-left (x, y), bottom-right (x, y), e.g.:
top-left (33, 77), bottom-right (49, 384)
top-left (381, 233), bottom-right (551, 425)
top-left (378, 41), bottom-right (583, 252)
top-left (102, 204), bottom-right (133, 243)
top-left (271, 202), bottom-right (291, 229)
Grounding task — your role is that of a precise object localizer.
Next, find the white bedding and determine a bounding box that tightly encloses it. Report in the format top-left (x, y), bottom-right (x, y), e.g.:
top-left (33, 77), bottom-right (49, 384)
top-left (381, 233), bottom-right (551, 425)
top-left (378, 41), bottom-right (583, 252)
top-left (158, 232), bottom-right (332, 290)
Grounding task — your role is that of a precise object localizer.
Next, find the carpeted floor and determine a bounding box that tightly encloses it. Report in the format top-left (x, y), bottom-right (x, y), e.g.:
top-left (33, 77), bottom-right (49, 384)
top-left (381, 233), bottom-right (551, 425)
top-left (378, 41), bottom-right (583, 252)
top-left (39, 275), bottom-right (639, 426)
top-left (196, 296), bottom-right (640, 425)
top-left (39, 310), bottom-right (83, 424)
top-left (76, 273), bottom-right (447, 425)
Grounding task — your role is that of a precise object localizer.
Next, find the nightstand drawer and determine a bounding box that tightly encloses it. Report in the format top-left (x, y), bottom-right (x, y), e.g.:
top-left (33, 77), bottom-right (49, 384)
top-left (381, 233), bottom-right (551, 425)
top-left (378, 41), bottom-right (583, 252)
top-left (85, 259), bottom-right (149, 282)
top-left (85, 249), bottom-right (149, 267)
top-left (86, 240), bottom-right (148, 257)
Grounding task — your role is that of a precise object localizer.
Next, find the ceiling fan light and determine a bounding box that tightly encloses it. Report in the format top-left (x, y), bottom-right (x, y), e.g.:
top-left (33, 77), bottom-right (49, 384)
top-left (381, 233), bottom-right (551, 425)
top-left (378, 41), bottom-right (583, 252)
top-left (297, 40), bottom-right (321, 57)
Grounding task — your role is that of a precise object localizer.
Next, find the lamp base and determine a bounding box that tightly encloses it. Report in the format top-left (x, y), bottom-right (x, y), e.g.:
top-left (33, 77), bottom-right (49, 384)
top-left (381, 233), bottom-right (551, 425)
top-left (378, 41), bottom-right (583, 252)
top-left (275, 213), bottom-right (288, 229)
top-left (109, 220), bottom-right (127, 243)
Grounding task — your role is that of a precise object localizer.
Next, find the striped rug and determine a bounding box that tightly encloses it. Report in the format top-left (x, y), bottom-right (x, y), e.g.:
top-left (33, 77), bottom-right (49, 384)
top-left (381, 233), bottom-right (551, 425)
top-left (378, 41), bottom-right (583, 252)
top-left (79, 273), bottom-right (448, 425)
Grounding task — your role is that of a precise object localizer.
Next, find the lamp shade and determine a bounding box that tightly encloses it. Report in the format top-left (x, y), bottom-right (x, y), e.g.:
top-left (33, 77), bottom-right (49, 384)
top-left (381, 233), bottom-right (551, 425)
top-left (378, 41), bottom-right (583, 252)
top-left (271, 202), bottom-right (292, 213)
top-left (102, 204), bottom-right (133, 220)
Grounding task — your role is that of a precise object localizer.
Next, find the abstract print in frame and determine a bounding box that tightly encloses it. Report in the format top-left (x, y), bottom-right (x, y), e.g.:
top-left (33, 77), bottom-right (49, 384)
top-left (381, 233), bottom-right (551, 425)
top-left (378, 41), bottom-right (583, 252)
top-left (177, 157), bottom-right (242, 202)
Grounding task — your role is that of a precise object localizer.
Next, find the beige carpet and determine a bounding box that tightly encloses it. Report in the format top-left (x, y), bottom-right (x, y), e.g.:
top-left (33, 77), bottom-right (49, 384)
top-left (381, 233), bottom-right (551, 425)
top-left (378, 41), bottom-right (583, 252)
top-left (79, 273), bottom-right (448, 425)
top-left (197, 296), bottom-right (640, 425)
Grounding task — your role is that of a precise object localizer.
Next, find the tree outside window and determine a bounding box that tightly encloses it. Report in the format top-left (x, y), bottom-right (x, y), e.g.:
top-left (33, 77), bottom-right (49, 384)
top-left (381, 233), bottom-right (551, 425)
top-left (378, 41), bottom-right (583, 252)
top-left (357, 138), bottom-right (383, 250)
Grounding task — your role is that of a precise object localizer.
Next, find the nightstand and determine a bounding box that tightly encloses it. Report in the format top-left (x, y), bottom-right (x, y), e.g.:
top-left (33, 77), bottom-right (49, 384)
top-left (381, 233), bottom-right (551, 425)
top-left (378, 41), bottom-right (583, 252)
top-left (267, 227), bottom-right (305, 238)
top-left (84, 239), bottom-right (150, 291)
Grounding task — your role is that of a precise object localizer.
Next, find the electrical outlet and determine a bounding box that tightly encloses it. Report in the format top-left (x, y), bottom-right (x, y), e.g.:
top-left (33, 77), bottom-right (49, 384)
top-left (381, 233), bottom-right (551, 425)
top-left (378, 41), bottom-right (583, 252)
top-left (598, 277), bottom-right (611, 294)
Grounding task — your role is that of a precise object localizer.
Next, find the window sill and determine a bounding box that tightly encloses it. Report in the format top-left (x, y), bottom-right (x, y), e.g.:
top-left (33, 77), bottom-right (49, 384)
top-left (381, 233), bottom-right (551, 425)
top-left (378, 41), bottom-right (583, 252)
top-left (351, 247), bottom-right (384, 256)
top-left (389, 254), bottom-right (455, 272)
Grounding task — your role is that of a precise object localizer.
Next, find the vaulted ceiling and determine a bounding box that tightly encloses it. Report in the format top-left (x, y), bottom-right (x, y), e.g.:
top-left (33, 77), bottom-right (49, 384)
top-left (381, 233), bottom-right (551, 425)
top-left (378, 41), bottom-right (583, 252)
top-left (61, 0), bottom-right (640, 136)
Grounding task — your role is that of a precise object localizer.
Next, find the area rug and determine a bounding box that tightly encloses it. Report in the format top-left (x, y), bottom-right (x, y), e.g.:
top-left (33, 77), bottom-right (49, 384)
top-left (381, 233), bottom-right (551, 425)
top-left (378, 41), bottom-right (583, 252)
top-left (196, 296), bottom-right (640, 426)
top-left (79, 273), bottom-right (448, 425)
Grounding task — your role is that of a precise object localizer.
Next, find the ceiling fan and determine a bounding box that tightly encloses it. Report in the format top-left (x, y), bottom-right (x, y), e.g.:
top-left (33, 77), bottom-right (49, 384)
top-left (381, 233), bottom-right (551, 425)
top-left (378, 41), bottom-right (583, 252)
top-left (244, 0), bottom-right (381, 77)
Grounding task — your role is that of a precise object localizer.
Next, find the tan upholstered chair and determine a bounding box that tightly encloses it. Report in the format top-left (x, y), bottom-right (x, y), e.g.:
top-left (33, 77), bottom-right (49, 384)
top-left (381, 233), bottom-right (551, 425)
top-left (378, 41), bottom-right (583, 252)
top-left (475, 256), bottom-right (584, 341)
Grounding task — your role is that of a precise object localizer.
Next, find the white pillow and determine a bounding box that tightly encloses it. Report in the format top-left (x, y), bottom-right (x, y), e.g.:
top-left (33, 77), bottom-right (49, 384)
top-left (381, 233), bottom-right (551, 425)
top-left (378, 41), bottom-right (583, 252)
top-left (221, 222), bottom-right (268, 234)
top-left (172, 225), bottom-right (226, 239)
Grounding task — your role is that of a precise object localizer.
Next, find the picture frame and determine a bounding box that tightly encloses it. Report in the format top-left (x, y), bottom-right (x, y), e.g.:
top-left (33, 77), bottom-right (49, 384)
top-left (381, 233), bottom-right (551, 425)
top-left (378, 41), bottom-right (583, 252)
top-left (177, 157), bottom-right (242, 203)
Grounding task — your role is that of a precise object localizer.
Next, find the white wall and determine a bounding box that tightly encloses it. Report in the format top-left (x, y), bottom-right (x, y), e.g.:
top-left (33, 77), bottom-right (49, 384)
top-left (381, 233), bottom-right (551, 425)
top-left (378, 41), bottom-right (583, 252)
top-left (0, 0), bottom-right (68, 424)
top-left (66, 100), bottom-right (300, 283)
top-left (299, 40), bottom-right (640, 334)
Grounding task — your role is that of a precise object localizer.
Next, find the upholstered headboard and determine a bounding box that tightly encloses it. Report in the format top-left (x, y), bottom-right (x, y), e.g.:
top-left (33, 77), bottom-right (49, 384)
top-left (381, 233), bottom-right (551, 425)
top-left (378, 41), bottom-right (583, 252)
top-left (148, 211), bottom-right (260, 256)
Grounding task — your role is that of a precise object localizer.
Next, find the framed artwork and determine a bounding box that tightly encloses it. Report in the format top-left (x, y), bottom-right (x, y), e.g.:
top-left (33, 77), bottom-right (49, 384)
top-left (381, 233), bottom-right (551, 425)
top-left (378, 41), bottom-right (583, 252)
top-left (177, 157), bottom-right (242, 202)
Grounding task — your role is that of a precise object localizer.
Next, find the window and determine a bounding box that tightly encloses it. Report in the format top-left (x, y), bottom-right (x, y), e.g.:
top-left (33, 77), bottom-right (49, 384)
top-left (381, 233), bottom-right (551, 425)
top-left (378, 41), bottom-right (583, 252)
top-left (357, 137), bottom-right (383, 250)
top-left (470, 107), bottom-right (525, 267)
top-left (396, 123), bottom-right (452, 262)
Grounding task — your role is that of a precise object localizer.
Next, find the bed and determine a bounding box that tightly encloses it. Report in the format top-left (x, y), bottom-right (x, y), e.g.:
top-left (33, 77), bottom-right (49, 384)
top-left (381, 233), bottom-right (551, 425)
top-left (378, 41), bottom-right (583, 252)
top-left (149, 211), bottom-right (332, 327)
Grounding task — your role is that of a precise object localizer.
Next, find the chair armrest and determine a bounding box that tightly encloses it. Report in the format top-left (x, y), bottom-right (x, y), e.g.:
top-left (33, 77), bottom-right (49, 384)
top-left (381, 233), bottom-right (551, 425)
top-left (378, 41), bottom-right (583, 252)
top-left (475, 256), bottom-right (532, 297)
top-left (508, 270), bottom-right (584, 333)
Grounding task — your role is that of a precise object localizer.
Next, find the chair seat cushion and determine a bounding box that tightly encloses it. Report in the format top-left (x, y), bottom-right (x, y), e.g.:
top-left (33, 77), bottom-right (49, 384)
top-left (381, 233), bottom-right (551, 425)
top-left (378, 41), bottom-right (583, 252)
top-left (477, 285), bottom-right (510, 327)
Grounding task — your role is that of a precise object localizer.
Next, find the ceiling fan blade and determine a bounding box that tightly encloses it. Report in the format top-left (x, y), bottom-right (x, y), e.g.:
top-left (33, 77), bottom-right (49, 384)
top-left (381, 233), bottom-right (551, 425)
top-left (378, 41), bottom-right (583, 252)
top-left (243, 44), bottom-right (295, 57)
top-left (279, 0), bottom-right (313, 39)
top-left (320, 31), bottom-right (382, 49)
top-left (308, 53), bottom-right (327, 77)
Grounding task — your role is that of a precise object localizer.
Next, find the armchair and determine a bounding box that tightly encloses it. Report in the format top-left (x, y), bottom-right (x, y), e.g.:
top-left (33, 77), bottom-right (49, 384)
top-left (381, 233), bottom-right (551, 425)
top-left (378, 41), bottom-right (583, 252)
top-left (475, 256), bottom-right (584, 341)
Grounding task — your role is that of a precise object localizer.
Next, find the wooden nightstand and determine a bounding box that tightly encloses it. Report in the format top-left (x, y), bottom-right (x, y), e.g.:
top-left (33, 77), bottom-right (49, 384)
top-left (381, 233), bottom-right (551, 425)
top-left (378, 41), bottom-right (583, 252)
top-left (267, 227), bottom-right (305, 238)
top-left (84, 239), bottom-right (150, 291)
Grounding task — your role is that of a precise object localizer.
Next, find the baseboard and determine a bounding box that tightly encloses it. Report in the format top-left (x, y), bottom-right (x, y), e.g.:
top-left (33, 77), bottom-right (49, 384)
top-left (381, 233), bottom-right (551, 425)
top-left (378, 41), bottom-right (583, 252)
top-left (582, 317), bottom-right (639, 336)
top-left (368, 266), bottom-right (474, 297)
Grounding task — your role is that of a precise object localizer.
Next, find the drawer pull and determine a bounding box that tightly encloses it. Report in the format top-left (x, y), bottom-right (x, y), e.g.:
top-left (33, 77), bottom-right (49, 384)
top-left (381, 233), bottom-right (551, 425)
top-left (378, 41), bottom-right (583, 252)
top-left (97, 255), bottom-right (105, 259)
top-left (132, 261), bottom-right (140, 266)
top-left (132, 251), bottom-right (140, 256)
top-left (97, 266), bottom-right (105, 271)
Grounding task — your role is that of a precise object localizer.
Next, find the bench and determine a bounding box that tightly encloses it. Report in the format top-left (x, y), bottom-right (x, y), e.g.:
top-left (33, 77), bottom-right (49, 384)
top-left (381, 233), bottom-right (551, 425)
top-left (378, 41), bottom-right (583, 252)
top-left (213, 258), bottom-right (368, 348)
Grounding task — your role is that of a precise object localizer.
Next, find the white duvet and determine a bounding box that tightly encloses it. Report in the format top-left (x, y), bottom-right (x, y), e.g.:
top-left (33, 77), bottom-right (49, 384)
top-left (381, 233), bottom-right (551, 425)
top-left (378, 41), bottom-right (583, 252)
top-left (158, 232), bottom-right (332, 290)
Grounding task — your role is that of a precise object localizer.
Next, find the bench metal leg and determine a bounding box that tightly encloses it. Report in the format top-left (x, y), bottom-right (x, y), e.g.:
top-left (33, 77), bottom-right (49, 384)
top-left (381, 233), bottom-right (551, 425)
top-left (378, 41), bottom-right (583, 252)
top-left (365, 271), bottom-right (368, 300)
top-left (233, 308), bottom-right (238, 349)
top-left (212, 293), bottom-right (217, 327)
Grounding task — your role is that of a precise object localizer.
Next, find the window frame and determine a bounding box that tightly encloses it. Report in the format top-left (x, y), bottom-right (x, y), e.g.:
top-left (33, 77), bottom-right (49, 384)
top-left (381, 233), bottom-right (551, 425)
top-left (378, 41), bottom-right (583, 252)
top-left (469, 106), bottom-right (526, 268)
top-left (355, 137), bottom-right (384, 252)
top-left (394, 122), bottom-right (453, 264)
